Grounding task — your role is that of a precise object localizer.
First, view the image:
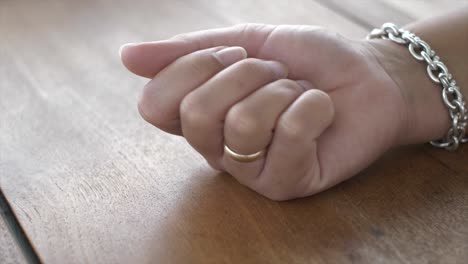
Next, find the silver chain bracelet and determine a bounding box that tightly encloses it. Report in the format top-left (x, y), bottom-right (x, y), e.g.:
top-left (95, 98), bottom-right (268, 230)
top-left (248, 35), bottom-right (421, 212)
top-left (367, 23), bottom-right (468, 151)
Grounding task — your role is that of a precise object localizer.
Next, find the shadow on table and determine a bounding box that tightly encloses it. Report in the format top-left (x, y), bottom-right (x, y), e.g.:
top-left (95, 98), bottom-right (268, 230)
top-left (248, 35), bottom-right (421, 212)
top-left (148, 146), bottom-right (468, 263)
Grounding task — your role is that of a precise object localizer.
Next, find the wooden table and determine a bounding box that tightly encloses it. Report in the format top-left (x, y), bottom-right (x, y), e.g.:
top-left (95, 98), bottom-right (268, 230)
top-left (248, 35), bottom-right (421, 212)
top-left (1, 1), bottom-right (468, 263)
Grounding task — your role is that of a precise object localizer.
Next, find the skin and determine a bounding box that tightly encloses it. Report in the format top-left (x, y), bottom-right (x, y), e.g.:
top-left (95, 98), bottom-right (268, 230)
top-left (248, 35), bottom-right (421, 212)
top-left (120, 8), bottom-right (468, 201)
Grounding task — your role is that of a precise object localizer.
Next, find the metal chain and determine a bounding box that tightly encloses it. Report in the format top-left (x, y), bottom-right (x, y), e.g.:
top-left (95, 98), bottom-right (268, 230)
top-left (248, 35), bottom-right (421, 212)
top-left (367, 23), bottom-right (468, 151)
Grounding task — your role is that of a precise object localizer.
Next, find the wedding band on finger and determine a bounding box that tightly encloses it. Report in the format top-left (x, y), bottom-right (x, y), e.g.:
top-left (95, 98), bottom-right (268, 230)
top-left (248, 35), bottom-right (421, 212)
top-left (224, 144), bottom-right (266, 163)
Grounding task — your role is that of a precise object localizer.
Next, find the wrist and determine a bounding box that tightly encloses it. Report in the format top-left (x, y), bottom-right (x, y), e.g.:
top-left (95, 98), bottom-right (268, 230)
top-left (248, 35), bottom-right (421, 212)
top-left (365, 39), bottom-right (451, 146)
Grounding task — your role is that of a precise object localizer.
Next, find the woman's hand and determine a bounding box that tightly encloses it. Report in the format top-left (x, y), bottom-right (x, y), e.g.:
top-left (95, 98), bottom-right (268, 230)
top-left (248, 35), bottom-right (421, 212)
top-left (120, 24), bottom-right (444, 200)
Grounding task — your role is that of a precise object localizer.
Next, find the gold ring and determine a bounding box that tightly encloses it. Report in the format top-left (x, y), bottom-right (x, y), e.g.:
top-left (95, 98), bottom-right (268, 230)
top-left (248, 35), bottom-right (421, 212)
top-left (224, 144), bottom-right (266, 163)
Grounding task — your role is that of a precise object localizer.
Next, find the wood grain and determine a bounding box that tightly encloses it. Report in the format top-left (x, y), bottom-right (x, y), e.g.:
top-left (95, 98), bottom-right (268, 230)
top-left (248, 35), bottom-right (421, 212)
top-left (384, 0), bottom-right (468, 20)
top-left (0, 0), bottom-right (467, 263)
top-left (0, 217), bottom-right (26, 264)
top-left (315, 0), bottom-right (414, 28)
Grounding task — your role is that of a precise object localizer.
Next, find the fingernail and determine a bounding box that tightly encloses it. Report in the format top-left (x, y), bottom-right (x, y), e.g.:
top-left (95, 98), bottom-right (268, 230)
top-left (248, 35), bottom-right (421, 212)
top-left (215, 46), bottom-right (247, 67)
top-left (119, 43), bottom-right (138, 58)
top-left (266, 61), bottom-right (288, 78)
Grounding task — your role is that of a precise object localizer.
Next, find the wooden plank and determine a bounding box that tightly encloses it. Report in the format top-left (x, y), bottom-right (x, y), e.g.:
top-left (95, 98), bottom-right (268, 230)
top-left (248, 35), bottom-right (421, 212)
top-left (0, 216), bottom-right (26, 264)
top-left (0, 191), bottom-right (41, 264)
top-left (316, 0), bottom-right (468, 29)
top-left (384, 0), bottom-right (468, 20)
top-left (0, 0), bottom-right (467, 263)
top-left (315, 0), bottom-right (414, 28)
top-left (193, 0), bottom-right (369, 37)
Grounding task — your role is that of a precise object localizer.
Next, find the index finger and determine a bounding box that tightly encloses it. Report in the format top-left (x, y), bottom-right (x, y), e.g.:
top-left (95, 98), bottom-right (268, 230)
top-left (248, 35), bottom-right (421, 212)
top-left (120, 24), bottom-right (275, 78)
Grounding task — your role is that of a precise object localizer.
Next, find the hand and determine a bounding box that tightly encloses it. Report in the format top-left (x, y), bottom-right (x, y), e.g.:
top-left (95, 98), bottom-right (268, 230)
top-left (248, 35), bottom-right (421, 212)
top-left (120, 24), bottom-right (426, 200)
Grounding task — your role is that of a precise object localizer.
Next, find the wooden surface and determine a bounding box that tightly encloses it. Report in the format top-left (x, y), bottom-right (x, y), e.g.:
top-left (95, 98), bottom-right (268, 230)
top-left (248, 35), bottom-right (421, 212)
top-left (0, 217), bottom-right (26, 264)
top-left (1, 0), bottom-right (468, 263)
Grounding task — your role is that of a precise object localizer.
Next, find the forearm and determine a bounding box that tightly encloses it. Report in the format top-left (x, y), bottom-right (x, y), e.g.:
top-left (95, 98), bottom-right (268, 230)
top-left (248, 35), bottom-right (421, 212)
top-left (406, 7), bottom-right (468, 103)
top-left (367, 7), bottom-right (468, 145)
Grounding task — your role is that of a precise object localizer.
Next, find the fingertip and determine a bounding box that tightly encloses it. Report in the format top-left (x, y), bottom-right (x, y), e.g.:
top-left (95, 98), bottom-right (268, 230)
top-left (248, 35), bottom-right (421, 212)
top-left (304, 89), bottom-right (335, 125)
top-left (119, 43), bottom-right (137, 59)
top-left (119, 40), bottom-right (193, 78)
top-left (119, 42), bottom-right (146, 76)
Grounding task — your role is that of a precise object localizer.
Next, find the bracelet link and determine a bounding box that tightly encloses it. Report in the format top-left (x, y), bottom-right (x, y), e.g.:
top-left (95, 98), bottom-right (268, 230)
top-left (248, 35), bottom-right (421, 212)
top-left (368, 23), bottom-right (468, 150)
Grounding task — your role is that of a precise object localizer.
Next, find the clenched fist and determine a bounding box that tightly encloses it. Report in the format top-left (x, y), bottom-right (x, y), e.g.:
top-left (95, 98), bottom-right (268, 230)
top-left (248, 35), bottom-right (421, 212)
top-left (120, 24), bottom-right (449, 200)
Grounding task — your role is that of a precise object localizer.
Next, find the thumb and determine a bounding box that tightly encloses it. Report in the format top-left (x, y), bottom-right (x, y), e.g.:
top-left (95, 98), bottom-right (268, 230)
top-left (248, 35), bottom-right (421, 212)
top-left (120, 24), bottom-right (276, 78)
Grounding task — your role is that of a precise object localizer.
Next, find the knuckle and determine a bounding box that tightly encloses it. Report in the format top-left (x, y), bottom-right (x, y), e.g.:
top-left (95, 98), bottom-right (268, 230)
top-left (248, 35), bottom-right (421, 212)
top-left (278, 117), bottom-right (308, 143)
top-left (137, 100), bottom-right (153, 123)
top-left (184, 56), bottom-right (211, 76)
top-left (179, 95), bottom-right (208, 126)
top-left (138, 92), bottom-right (169, 127)
top-left (137, 100), bottom-right (154, 124)
top-left (232, 23), bottom-right (274, 37)
top-left (222, 58), bottom-right (264, 88)
top-left (305, 89), bottom-right (335, 119)
top-left (233, 23), bottom-right (253, 30)
top-left (232, 23), bottom-right (260, 34)
top-left (226, 106), bottom-right (259, 138)
top-left (171, 33), bottom-right (187, 41)
top-left (170, 33), bottom-right (193, 43)
top-left (232, 23), bottom-right (251, 35)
